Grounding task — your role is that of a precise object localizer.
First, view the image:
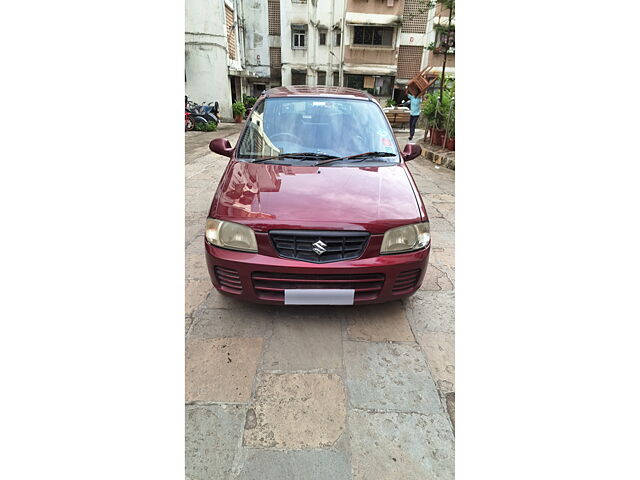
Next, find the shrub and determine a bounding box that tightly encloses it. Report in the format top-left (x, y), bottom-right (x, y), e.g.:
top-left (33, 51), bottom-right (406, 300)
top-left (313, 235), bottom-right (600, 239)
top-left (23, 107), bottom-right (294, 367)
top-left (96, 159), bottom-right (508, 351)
top-left (232, 101), bottom-right (246, 117)
top-left (385, 98), bottom-right (396, 107)
top-left (194, 121), bottom-right (218, 132)
top-left (242, 94), bottom-right (257, 109)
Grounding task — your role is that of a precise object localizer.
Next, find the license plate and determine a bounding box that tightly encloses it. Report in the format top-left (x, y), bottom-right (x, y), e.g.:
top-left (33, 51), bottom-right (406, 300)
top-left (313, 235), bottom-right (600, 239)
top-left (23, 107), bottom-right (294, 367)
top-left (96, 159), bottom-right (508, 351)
top-left (284, 289), bottom-right (355, 305)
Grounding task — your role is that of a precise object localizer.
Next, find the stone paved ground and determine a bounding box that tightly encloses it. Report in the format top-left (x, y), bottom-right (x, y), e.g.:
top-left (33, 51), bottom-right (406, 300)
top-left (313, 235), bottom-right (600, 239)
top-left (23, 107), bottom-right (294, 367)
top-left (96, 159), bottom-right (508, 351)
top-left (185, 123), bottom-right (455, 479)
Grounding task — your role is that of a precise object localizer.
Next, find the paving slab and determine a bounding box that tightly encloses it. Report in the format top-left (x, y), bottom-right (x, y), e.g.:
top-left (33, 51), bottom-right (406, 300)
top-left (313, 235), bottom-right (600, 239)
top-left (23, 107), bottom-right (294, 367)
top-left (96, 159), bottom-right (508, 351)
top-left (244, 373), bottom-right (346, 449)
top-left (262, 308), bottom-right (344, 371)
top-left (433, 181), bottom-right (454, 195)
top-left (185, 404), bottom-right (245, 480)
top-left (185, 278), bottom-right (213, 317)
top-left (187, 307), bottom-right (272, 338)
top-left (429, 216), bottom-right (455, 232)
top-left (343, 341), bottom-right (442, 414)
top-left (431, 230), bottom-right (455, 248)
top-left (420, 264), bottom-right (454, 292)
top-left (432, 202), bottom-right (455, 224)
top-left (346, 301), bottom-right (415, 342)
top-left (404, 291), bottom-right (455, 334)
top-left (417, 331), bottom-right (455, 393)
top-left (431, 247), bottom-right (455, 268)
top-left (185, 252), bottom-right (209, 280)
top-left (349, 410), bottom-right (455, 480)
top-left (430, 194), bottom-right (455, 203)
top-left (236, 447), bottom-right (351, 480)
top-left (186, 337), bottom-right (263, 403)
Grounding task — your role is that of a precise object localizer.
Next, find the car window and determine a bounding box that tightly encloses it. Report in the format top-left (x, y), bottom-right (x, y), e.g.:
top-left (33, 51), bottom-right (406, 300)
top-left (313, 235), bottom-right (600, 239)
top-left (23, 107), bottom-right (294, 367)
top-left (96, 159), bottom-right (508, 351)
top-left (237, 97), bottom-right (399, 164)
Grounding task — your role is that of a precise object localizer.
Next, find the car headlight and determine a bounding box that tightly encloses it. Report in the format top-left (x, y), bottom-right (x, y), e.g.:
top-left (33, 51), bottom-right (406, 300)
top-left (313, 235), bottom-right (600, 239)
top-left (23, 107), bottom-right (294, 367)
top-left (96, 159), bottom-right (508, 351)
top-left (380, 222), bottom-right (430, 254)
top-left (205, 218), bottom-right (258, 253)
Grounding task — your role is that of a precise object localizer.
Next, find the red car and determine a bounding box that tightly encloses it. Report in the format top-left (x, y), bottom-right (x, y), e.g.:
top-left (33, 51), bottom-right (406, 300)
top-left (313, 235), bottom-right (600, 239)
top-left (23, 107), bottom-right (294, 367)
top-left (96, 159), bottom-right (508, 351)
top-left (205, 86), bottom-right (429, 305)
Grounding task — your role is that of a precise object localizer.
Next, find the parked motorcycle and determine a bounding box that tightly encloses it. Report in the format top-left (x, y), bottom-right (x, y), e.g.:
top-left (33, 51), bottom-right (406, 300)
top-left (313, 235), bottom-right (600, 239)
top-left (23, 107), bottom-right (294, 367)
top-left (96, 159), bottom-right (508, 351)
top-left (186, 98), bottom-right (220, 126)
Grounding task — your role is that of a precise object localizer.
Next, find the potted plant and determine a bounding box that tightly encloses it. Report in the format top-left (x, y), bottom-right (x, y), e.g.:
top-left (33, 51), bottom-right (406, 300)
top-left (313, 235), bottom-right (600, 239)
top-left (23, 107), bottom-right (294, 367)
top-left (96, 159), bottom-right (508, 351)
top-left (444, 103), bottom-right (455, 151)
top-left (385, 98), bottom-right (396, 108)
top-left (421, 93), bottom-right (438, 141)
top-left (232, 101), bottom-right (246, 123)
top-left (243, 95), bottom-right (257, 118)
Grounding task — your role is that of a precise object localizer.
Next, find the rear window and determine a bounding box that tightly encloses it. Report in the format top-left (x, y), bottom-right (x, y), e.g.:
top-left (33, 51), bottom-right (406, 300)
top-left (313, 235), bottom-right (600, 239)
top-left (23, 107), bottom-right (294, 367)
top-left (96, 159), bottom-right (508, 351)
top-left (237, 97), bottom-right (399, 163)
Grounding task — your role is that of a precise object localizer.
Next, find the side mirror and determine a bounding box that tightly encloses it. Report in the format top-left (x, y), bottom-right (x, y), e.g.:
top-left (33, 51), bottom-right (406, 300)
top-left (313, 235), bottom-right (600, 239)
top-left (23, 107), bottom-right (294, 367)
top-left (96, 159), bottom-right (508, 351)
top-left (209, 138), bottom-right (234, 158)
top-left (402, 143), bottom-right (422, 161)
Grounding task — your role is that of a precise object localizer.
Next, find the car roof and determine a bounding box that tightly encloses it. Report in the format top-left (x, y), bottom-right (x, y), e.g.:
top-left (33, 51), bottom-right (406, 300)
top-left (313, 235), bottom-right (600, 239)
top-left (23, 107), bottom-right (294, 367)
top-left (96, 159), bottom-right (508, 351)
top-left (264, 85), bottom-right (374, 101)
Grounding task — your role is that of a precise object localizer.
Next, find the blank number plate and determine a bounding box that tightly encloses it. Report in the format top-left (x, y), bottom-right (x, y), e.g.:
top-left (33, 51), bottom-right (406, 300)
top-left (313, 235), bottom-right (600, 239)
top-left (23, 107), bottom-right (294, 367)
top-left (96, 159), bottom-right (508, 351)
top-left (284, 289), bottom-right (355, 305)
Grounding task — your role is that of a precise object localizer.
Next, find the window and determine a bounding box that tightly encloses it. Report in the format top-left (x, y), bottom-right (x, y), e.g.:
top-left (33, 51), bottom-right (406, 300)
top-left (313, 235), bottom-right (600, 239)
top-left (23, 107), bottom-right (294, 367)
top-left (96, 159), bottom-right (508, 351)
top-left (435, 28), bottom-right (455, 53)
top-left (291, 70), bottom-right (306, 85)
top-left (333, 72), bottom-right (339, 86)
top-left (225, 5), bottom-right (237, 59)
top-left (292, 0), bottom-right (307, 3)
top-left (334, 30), bottom-right (341, 46)
top-left (292, 25), bottom-right (307, 49)
top-left (267, 0), bottom-right (280, 35)
top-left (319, 29), bottom-right (327, 46)
top-left (352, 26), bottom-right (394, 46)
top-left (237, 98), bottom-right (400, 162)
top-left (317, 71), bottom-right (326, 85)
top-left (346, 74), bottom-right (394, 96)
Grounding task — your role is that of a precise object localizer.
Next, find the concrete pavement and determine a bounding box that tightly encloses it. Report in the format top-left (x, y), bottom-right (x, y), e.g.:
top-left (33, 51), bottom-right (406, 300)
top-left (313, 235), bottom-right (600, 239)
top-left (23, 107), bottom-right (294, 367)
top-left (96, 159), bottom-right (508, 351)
top-left (185, 123), bottom-right (455, 479)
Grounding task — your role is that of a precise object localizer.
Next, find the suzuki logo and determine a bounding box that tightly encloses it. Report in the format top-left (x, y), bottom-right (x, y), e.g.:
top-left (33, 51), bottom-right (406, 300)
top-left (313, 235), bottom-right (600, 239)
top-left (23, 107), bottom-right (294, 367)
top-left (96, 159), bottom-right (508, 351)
top-left (312, 240), bottom-right (327, 255)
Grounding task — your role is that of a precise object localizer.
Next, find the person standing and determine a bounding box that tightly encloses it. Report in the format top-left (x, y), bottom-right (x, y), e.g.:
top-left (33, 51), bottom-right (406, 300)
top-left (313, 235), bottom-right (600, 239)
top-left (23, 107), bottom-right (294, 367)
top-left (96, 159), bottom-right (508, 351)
top-left (406, 89), bottom-right (422, 141)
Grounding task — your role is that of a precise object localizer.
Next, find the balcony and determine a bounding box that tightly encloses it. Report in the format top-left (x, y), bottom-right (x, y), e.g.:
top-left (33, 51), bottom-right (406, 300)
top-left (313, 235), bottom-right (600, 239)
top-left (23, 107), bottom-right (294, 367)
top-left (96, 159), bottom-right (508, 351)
top-left (344, 45), bottom-right (397, 66)
top-left (346, 0), bottom-right (404, 17)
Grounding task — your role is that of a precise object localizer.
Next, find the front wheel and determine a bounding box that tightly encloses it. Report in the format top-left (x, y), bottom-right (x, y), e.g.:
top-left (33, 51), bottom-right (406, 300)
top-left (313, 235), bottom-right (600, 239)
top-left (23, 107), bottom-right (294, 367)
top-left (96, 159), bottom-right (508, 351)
top-left (185, 116), bottom-right (195, 131)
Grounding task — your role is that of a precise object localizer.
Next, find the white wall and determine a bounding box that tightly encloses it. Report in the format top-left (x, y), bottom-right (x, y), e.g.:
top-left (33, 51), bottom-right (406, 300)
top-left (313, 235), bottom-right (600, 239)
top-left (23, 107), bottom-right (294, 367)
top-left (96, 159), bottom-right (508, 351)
top-left (242, 0), bottom-right (271, 80)
top-left (185, 0), bottom-right (233, 119)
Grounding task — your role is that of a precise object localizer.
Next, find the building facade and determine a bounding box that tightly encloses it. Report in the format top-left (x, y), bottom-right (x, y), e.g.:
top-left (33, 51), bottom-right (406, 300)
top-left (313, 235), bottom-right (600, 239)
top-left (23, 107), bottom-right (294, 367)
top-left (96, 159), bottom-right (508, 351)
top-left (185, 0), bottom-right (454, 118)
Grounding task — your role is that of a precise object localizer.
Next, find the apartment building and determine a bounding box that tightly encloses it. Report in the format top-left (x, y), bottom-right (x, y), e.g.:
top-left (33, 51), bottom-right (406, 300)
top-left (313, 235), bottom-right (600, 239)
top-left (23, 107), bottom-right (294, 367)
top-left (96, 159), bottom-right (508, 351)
top-left (185, 0), bottom-right (453, 118)
top-left (268, 0), bottom-right (447, 100)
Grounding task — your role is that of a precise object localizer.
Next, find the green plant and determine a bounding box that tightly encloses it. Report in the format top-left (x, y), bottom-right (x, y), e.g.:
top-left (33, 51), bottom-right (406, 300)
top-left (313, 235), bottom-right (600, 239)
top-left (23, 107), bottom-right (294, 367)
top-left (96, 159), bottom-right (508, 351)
top-left (422, 77), bottom-right (455, 130)
top-left (385, 98), bottom-right (396, 107)
top-left (194, 121), bottom-right (218, 132)
top-left (242, 94), bottom-right (257, 109)
top-left (427, 42), bottom-right (436, 51)
top-left (232, 101), bottom-right (246, 117)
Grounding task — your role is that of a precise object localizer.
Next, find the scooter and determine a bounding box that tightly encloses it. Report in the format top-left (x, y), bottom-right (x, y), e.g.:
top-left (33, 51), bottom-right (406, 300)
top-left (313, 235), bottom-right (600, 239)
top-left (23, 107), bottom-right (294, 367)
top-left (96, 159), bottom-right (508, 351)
top-left (186, 98), bottom-right (220, 125)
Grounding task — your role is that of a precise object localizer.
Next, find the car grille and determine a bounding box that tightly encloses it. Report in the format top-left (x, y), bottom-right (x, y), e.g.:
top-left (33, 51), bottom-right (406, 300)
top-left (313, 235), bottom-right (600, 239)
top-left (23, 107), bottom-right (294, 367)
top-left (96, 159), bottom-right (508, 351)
top-left (252, 272), bottom-right (385, 302)
top-left (392, 269), bottom-right (422, 294)
top-left (269, 230), bottom-right (370, 264)
top-left (214, 266), bottom-right (243, 294)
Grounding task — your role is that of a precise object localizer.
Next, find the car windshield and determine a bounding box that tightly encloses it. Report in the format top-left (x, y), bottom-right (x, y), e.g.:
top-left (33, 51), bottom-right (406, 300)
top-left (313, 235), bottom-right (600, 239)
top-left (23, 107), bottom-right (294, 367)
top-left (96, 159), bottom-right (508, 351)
top-left (236, 97), bottom-right (399, 165)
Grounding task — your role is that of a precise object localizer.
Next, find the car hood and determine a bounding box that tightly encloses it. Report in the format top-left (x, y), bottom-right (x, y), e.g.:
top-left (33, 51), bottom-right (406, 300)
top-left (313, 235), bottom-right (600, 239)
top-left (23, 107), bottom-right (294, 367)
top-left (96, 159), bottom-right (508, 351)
top-left (211, 161), bottom-right (423, 234)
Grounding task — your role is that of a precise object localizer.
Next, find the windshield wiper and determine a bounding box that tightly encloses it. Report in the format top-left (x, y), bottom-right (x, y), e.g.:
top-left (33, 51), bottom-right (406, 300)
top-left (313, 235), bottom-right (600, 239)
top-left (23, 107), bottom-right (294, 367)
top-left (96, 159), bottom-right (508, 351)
top-left (250, 152), bottom-right (339, 164)
top-left (315, 151), bottom-right (397, 166)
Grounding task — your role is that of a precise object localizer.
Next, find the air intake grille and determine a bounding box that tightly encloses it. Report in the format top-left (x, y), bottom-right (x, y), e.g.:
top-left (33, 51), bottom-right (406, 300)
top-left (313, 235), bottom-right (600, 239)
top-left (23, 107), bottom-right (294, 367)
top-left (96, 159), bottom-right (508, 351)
top-left (393, 269), bottom-right (421, 293)
top-left (269, 230), bottom-right (369, 264)
top-left (214, 266), bottom-right (243, 293)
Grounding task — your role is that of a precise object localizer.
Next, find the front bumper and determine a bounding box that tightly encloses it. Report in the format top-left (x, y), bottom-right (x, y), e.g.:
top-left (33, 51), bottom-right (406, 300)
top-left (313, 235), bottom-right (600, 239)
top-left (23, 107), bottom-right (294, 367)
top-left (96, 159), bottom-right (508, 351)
top-left (205, 238), bottom-right (430, 305)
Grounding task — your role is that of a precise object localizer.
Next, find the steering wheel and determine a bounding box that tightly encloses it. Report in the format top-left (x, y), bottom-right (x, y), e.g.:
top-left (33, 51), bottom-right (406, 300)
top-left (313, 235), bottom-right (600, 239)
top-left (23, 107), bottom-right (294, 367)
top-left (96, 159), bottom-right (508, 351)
top-left (269, 132), bottom-right (302, 144)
